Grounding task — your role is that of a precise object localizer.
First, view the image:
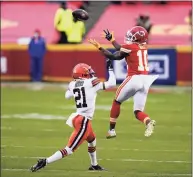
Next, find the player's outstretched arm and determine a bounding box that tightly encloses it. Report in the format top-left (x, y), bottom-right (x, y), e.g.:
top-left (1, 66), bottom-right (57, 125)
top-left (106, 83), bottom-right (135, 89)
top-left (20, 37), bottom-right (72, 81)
top-left (88, 39), bottom-right (128, 61)
top-left (103, 59), bottom-right (116, 89)
top-left (92, 59), bottom-right (116, 92)
top-left (102, 29), bottom-right (121, 50)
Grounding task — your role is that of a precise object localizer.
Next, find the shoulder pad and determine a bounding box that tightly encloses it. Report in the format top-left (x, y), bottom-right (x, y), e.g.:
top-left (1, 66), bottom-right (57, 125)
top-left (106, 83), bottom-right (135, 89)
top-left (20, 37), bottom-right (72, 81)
top-left (121, 43), bottom-right (139, 52)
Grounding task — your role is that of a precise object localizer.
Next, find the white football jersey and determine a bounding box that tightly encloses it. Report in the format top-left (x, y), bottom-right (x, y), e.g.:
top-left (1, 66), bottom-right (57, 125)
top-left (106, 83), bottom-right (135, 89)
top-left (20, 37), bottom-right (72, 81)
top-left (66, 77), bottom-right (103, 120)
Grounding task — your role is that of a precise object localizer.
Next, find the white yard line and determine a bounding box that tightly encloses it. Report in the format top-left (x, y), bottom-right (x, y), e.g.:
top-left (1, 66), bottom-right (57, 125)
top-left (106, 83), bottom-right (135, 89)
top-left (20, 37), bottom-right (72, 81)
top-left (106, 158), bottom-right (191, 163)
top-left (1, 113), bottom-right (67, 120)
top-left (1, 156), bottom-right (191, 164)
top-left (2, 156), bottom-right (44, 159)
top-left (1, 135), bottom-right (191, 143)
top-left (1, 168), bottom-right (192, 176)
top-left (2, 82), bottom-right (191, 93)
top-left (1, 144), bottom-right (190, 153)
top-left (2, 104), bottom-right (184, 112)
top-left (1, 114), bottom-right (191, 131)
top-left (103, 147), bottom-right (190, 152)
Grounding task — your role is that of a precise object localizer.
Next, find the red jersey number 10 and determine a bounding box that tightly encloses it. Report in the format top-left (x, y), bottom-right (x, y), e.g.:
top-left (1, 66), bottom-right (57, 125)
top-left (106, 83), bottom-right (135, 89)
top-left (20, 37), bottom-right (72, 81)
top-left (137, 50), bottom-right (149, 71)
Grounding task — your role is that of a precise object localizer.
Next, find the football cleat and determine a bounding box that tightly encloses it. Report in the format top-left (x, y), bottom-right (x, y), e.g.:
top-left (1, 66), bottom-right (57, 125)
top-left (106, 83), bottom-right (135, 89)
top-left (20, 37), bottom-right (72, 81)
top-left (88, 164), bottom-right (105, 171)
top-left (30, 159), bottom-right (47, 172)
top-left (145, 120), bottom-right (156, 137)
top-left (106, 129), bottom-right (116, 139)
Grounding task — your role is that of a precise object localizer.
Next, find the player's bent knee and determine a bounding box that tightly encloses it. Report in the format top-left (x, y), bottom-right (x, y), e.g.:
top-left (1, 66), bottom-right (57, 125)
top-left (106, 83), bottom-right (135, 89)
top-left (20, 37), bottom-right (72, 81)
top-left (114, 99), bottom-right (121, 105)
top-left (88, 138), bottom-right (96, 147)
top-left (88, 138), bottom-right (96, 153)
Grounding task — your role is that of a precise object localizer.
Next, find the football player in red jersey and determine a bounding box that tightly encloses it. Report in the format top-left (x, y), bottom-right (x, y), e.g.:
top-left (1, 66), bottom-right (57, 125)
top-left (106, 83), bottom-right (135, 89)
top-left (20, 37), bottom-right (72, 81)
top-left (88, 26), bottom-right (159, 138)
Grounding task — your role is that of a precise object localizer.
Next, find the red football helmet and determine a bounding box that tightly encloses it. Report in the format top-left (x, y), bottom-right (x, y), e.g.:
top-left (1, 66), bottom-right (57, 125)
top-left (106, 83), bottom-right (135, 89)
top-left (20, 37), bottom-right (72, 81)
top-left (72, 63), bottom-right (95, 79)
top-left (124, 26), bottom-right (148, 44)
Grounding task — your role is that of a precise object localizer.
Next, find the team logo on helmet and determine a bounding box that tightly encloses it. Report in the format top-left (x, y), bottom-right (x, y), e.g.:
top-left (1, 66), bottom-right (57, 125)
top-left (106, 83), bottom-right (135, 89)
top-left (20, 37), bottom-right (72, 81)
top-left (125, 26), bottom-right (148, 44)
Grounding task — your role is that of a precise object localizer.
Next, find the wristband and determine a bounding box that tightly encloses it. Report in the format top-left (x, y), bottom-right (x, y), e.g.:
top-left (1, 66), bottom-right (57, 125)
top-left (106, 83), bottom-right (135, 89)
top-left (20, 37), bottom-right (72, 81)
top-left (110, 38), bottom-right (115, 42)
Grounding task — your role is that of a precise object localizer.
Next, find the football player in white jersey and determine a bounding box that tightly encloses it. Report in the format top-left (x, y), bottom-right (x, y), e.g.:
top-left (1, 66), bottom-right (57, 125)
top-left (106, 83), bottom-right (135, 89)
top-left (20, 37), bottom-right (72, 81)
top-left (30, 59), bottom-right (116, 172)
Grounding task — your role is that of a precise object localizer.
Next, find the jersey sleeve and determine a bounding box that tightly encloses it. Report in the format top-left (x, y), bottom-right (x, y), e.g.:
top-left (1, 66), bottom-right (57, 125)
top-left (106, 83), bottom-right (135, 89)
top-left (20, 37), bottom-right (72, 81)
top-left (91, 78), bottom-right (100, 87)
top-left (90, 77), bottom-right (104, 92)
top-left (90, 71), bottom-right (116, 92)
top-left (120, 44), bottom-right (132, 54)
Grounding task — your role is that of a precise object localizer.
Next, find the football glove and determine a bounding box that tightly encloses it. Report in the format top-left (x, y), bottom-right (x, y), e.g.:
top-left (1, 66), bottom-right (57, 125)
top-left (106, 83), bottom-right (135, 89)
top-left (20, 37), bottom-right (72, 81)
top-left (106, 58), bottom-right (113, 70)
top-left (102, 29), bottom-right (115, 42)
top-left (88, 39), bottom-right (101, 49)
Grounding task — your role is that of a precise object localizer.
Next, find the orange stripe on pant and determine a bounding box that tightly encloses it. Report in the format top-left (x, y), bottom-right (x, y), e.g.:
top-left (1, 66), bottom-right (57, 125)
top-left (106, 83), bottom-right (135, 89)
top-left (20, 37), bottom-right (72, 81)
top-left (115, 76), bottom-right (132, 100)
top-left (67, 115), bottom-right (95, 152)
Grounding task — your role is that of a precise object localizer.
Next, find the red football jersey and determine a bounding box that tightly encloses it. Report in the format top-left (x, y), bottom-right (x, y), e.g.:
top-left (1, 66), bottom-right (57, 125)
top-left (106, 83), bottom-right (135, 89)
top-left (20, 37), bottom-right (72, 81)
top-left (120, 43), bottom-right (149, 76)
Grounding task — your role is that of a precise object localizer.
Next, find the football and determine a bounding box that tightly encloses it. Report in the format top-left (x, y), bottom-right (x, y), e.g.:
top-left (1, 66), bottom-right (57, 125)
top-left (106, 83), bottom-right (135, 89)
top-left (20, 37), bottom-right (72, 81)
top-left (72, 9), bottom-right (89, 21)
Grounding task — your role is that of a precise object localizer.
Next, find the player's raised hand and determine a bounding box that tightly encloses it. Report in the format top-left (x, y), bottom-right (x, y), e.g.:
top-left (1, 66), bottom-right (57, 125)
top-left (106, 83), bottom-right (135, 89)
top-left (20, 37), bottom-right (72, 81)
top-left (88, 39), bottom-right (101, 49)
top-left (102, 29), bottom-right (115, 42)
top-left (106, 58), bottom-right (113, 71)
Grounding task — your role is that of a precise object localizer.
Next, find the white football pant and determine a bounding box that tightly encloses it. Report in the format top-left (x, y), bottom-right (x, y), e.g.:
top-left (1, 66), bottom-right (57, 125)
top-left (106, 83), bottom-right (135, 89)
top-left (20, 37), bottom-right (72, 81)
top-left (115, 75), bottom-right (159, 112)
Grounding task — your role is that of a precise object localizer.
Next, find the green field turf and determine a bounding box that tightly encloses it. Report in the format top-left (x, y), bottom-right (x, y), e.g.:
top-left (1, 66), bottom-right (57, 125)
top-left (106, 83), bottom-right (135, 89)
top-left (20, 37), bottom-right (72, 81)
top-left (1, 84), bottom-right (192, 177)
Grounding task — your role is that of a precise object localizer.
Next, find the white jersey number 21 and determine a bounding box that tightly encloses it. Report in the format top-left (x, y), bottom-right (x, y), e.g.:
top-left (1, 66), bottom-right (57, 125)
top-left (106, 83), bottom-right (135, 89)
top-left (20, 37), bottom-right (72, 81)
top-left (73, 87), bottom-right (88, 108)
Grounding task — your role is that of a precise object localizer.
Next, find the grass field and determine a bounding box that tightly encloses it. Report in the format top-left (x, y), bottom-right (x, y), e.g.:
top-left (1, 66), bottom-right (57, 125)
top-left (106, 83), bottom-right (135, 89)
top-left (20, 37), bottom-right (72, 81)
top-left (1, 84), bottom-right (192, 177)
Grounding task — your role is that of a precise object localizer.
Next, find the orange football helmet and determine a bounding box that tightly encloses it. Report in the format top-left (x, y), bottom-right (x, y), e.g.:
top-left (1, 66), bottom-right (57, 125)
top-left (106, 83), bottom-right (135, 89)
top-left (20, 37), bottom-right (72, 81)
top-left (72, 63), bottom-right (95, 79)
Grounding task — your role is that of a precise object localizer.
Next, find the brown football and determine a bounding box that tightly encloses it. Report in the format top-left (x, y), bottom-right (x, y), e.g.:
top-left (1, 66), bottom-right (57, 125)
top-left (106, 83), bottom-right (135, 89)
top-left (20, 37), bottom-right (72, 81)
top-left (72, 9), bottom-right (89, 21)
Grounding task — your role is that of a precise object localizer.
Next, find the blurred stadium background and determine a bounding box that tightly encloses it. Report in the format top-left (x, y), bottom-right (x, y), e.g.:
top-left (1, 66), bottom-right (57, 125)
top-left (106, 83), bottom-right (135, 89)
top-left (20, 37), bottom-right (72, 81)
top-left (1, 1), bottom-right (192, 177)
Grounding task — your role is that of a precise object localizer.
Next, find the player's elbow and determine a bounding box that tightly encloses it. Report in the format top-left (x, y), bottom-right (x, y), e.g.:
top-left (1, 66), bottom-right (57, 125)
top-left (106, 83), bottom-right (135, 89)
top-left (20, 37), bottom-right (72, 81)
top-left (65, 94), bottom-right (71, 100)
top-left (110, 55), bottom-right (119, 60)
top-left (65, 91), bottom-right (72, 99)
top-left (112, 52), bottom-right (124, 60)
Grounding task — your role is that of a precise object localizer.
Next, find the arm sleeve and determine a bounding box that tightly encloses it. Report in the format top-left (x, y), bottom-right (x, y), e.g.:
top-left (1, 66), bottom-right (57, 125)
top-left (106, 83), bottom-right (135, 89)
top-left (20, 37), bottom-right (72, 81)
top-left (65, 83), bottom-right (73, 99)
top-left (65, 90), bottom-right (73, 99)
top-left (103, 70), bottom-right (116, 89)
top-left (93, 70), bottom-right (116, 92)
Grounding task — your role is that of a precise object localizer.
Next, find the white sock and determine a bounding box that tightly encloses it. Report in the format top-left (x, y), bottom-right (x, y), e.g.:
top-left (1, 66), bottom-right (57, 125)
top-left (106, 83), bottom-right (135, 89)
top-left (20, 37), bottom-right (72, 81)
top-left (88, 139), bottom-right (98, 166)
top-left (88, 151), bottom-right (98, 166)
top-left (46, 151), bottom-right (63, 164)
